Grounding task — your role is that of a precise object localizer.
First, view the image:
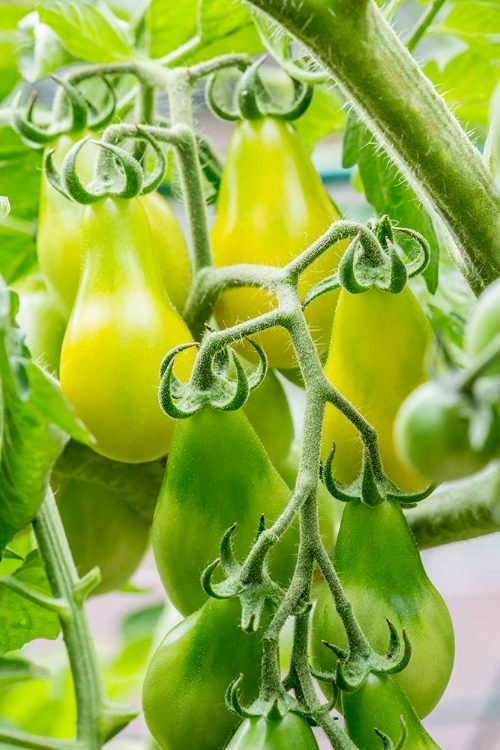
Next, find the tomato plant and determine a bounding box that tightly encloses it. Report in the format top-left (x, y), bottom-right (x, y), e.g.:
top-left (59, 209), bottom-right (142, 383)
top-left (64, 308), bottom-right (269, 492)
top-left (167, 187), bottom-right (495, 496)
top-left (1, 2), bottom-right (500, 750)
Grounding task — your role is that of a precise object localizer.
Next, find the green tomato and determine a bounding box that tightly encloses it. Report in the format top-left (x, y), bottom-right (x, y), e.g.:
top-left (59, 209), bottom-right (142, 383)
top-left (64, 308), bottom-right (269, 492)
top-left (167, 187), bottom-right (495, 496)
top-left (54, 477), bottom-right (150, 595)
top-left (142, 598), bottom-right (265, 750)
top-left (59, 197), bottom-right (195, 463)
top-left (12, 273), bottom-right (66, 377)
top-left (225, 713), bottom-right (320, 749)
top-left (465, 277), bottom-right (500, 374)
top-left (394, 381), bottom-right (499, 483)
top-left (212, 116), bottom-right (346, 369)
top-left (152, 407), bottom-right (298, 615)
top-left (311, 498), bottom-right (454, 718)
top-left (243, 367), bottom-right (294, 469)
top-left (322, 286), bottom-right (433, 493)
top-left (343, 673), bottom-right (440, 749)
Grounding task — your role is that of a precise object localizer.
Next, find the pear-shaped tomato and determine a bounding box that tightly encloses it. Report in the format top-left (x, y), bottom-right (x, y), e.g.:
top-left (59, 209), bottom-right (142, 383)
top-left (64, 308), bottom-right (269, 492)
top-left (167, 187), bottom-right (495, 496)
top-left (37, 137), bottom-right (191, 318)
top-left (152, 407), bottom-right (298, 615)
top-left (343, 673), bottom-right (440, 749)
top-left (226, 712), bottom-right (320, 749)
top-left (55, 477), bottom-right (150, 595)
top-left (322, 286), bottom-right (433, 492)
top-left (311, 498), bottom-right (454, 718)
top-left (13, 272), bottom-right (66, 377)
top-left (142, 598), bottom-right (265, 750)
top-left (212, 117), bottom-right (345, 369)
top-left (60, 197), bottom-right (194, 463)
top-left (243, 367), bottom-right (294, 469)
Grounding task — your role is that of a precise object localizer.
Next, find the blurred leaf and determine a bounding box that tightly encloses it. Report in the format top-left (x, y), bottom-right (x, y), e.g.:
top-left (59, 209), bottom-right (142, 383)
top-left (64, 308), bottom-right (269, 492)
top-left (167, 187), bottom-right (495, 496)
top-left (437, 1), bottom-right (500, 37)
top-left (0, 120), bottom-right (41, 284)
top-left (0, 280), bottom-right (90, 553)
top-left (293, 85), bottom-right (346, 150)
top-left (52, 440), bottom-right (164, 525)
top-left (38, 0), bottom-right (136, 63)
top-left (18, 12), bottom-right (74, 83)
top-left (343, 114), bottom-right (439, 293)
top-left (424, 49), bottom-right (500, 133)
top-left (150, 0), bottom-right (262, 63)
top-left (0, 655), bottom-right (47, 693)
top-left (0, 2), bottom-right (35, 102)
top-left (148, 0), bottom-right (198, 58)
top-left (0, 551), bottom-right (60, 653)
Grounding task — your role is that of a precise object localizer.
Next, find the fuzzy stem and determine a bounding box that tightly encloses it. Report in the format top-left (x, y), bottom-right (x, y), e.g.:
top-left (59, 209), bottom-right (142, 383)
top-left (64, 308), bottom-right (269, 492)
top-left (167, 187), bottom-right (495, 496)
top-left (246, 0), bottom-right (500, 293)
top-left (33, 489), bottom-right (127, 749)
top-left (0, 729), bottom-right (84, 750)
top-left (407, 466), bottom-right (500, 549)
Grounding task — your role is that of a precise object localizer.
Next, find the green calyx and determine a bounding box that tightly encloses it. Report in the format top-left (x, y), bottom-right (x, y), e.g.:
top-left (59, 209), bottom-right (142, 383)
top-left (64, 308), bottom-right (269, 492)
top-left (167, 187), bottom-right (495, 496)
top-left (303, 217), bottom-right (430, 306)
top-left (206, 58), bottom-right (313, 123)
top-left (158, 336), bottom-right (268, 418)
top-left (322, 445), bottom-right (435, 508)
top-left (11, 74), bottom-right (116, 148)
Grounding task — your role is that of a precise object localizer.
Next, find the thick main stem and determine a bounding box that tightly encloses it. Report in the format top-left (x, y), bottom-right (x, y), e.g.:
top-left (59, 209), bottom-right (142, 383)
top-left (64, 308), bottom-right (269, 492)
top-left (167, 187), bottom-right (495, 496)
top-left (32, 490), bottom-right (107, 749)
top-left (247, 0), bottom-right (500, 293)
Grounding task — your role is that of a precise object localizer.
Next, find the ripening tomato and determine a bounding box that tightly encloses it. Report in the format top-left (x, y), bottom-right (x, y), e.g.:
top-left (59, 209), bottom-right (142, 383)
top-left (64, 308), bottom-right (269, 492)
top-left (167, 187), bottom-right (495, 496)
top-left (60, 197), bottom-right (194, 463)
top-left (322, 286), bottom-right (433, 492)
top-left (225, 712), bottom-right (320, 749)
top-left (37, 136), bottom-right (191, 318)
top-left (212, 117), bottom-right (345, 369)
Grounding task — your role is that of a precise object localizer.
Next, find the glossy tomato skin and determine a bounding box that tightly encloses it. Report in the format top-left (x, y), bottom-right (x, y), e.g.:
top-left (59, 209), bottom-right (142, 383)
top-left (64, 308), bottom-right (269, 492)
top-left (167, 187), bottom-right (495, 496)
top-left (343, 673), bottom-right (440, 749)
top-left (152, 407), bottom-right (297, 615)
top-left (465, 277), bottom-right (500, 374)
top-left (394, 381), bottom-right (499, 483)
top-left (37, 137), bottom-right (191, 318)
top-left (225, 713), bottom-right (320, 749)
top-left (136, 191), bottom-right (191, 314)
top-left (212, 117), bottom-right (345, 370)
top-left (142, 598), bottom-right (265, 750)
top-left (243, 367), bottom-right (294, 469)
top-left (311, 499), bottom-right (454, 718)
top-left (322, 286), bottom-right (432, 493)
top-left (55, 477), bottom-right (149, 595)
top-left (60, 197), bottom-right (194, 463)
top-left (13, 273), bottom-right (66, 377)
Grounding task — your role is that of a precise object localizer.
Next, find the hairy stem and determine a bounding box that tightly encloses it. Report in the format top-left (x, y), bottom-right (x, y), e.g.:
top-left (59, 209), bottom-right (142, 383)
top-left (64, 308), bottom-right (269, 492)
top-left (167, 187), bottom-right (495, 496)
top-left (246, 0), bottom-right (500, 293)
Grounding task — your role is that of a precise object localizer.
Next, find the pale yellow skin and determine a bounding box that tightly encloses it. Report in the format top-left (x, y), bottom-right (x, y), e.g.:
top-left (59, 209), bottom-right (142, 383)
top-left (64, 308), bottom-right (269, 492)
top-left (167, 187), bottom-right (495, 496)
top-left (212, 118), bottom-right (346, 369)
top-left (322, 286), bottom-right (432, 493)
top-left (37, 136), bottom-right (191, 317)
top-left (60, 197), bottom-right (194, 464)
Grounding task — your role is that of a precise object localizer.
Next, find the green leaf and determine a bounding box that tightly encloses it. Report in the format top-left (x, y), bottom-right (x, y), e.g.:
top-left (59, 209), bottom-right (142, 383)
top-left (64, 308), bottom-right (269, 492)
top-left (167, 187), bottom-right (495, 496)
top-left (52, 440), bottom-right (164, 525)
top-left (438, 1), bottom-right (500, 37)
top-left (150, 0), bottom-right (262, 64)
top-left (0, 280), bottom-right (90, 553)
top-left (293, 85), bottom-right (346, 151)
top-left (38, 0), bottom-right (135, 63)
top-left (148, 0), bottom-right (198, 59)
top-left (424, 49), bottom-right (500, 132)
top-left (18, 12), bottom-right (74, 83)
top-left (343, 114), bottom-right (439, 293)
top-left (0, 551), bottom-right (60, 654)
top-left (0, 655), bottom-right (47, 692)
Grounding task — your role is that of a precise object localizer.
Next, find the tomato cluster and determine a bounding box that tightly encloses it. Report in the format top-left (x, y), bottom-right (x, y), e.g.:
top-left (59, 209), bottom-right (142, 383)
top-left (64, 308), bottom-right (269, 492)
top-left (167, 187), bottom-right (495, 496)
top-left (16, 79), bottom-right (500, 748)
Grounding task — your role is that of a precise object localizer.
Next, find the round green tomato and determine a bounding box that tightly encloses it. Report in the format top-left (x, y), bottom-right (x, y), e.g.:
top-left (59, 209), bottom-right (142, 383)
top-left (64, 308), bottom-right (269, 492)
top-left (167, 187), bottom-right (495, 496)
top-left (394, 381), bottom-right (499, 483)
top-left (465, 277), bottom-right (500, 374)
top-left (226, 713), bottom-right (319, 749)
top-left (343, 673), bottom-right (439, 749)
top-left (13, 273), bottom-right (66, 377)
top-left (55, 477), bottom-right (150, 595)
top-left (142, 598), bottom-right (265, 750)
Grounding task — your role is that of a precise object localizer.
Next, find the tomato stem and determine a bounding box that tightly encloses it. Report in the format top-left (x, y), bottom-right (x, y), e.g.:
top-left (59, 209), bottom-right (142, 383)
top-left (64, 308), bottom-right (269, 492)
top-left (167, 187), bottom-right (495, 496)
top-left (246, 0), bottom-right (500, 293)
